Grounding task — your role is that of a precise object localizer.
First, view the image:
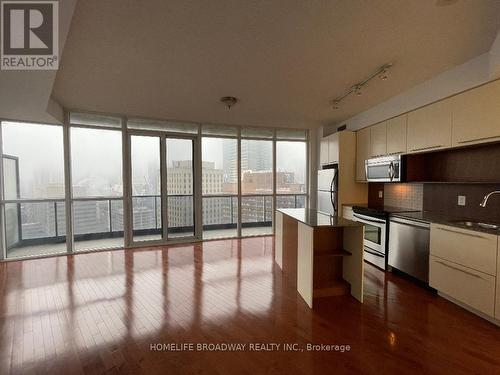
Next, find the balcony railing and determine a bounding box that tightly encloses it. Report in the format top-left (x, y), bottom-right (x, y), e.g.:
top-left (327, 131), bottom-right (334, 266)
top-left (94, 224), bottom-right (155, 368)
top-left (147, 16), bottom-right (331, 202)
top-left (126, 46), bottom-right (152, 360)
top-left (2, 194), bottom-right (306, 250)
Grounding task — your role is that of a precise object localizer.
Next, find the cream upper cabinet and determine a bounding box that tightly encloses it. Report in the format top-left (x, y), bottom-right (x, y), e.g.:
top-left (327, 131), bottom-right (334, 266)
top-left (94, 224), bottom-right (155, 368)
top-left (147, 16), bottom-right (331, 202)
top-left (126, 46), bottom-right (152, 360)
top-left (320, 136), bottom-right (329, 166)
top-left (320, 133), bottom-right (339, 165)
top-left (370, 122), bottom-right (387, 158)
top-left (452, 79), bottom-right (500, 147)
top-left (407, 99), bottom-right (452, 153)
top-left (356, 127), bottom-right (370, 181)
top-left (386, 114), bottom-right (407, 155)
top-left (328, 133), bottom-right (339, 164)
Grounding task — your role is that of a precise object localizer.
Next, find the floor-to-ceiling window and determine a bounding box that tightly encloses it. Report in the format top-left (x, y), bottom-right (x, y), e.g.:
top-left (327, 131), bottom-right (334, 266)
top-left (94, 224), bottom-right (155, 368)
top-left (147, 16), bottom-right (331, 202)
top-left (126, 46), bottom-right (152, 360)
top-left (201, 125), bottom-right (238, 239)
top-left (130, 135), bottom-right (162, 242)
top-left (240, 128), bottom-right (274, 236)
top-left (70, 113), bottom-right (124, 251)
top-left (275, 129), bottom-right (307, 209)
top-left (166, 138), bottom-right (195, 238)
top-left (0, 115), bottom-right (308, 259)
top-left (1, 121), bottom-right (66, 258)
top-left (127, 118), bottom-right (199, 245)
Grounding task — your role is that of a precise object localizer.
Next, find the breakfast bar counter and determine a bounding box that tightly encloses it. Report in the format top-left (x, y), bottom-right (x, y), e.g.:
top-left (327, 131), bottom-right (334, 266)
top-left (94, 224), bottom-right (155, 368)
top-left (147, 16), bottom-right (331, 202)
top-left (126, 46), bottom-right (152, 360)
top-left (275, 208), bottom-right (364, 307)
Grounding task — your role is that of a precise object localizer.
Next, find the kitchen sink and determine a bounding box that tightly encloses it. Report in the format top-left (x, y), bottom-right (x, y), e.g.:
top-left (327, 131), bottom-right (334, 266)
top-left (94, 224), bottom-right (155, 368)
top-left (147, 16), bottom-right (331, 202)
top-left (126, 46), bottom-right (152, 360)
top-left (477, 222), bottom-right (500, 230)
top-left (451, 220), bottom-right (500, 230)
top-left (454, 221), bottom-right (475, 227)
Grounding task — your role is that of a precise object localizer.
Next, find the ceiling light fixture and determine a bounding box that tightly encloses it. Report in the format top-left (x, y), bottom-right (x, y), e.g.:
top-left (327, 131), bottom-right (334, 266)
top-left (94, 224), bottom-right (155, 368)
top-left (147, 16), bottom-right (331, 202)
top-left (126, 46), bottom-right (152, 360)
top-left (220, 96), bottom-right (239, 110)
top-left (330, 63), bottom-right (393, 110)
top-left (378, 65), bottom-right (390, 80)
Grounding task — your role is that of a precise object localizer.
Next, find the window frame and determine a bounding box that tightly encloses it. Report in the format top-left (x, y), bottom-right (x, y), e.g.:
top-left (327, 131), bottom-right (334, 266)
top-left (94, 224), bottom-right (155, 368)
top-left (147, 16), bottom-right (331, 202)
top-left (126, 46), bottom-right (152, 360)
top-left (0, 112), bottom-right (309, 260)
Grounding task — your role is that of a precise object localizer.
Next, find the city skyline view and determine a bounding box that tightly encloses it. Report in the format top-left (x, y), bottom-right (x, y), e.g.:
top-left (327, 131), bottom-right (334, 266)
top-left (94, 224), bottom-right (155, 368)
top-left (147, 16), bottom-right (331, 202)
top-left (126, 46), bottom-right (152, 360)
top-left (3, 122), bottom-right (306, 199)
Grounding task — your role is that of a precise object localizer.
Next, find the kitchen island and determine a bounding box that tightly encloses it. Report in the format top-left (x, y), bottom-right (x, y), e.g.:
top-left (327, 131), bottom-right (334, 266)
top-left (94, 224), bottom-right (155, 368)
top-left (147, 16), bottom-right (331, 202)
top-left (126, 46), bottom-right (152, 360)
top-left (275, 208), bottom-right (364, 308)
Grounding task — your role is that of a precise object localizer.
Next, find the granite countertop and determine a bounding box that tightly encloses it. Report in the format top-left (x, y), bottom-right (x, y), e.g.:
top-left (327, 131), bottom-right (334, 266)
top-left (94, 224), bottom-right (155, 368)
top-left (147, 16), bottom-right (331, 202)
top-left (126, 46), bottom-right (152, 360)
top-left (277, 208), bottom-right (363, 228)
top-left (391, 211), bottom-right (500, 236)
top-left (342, 203), bottom-right (367, 208)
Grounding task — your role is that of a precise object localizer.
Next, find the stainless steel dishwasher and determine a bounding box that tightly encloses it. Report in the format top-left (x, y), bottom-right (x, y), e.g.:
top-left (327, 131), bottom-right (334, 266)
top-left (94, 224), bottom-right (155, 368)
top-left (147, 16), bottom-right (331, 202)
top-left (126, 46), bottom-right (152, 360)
top-left (388, 216), bottom-right (430, 283)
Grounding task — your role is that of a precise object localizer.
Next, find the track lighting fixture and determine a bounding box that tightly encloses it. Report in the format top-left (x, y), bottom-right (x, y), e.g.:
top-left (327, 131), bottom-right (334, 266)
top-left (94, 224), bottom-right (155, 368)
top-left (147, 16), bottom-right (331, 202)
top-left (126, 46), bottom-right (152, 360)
top-left (331, 63), bottom-right (393, 110)
top-left (378, 65), bottom-right (390, 80)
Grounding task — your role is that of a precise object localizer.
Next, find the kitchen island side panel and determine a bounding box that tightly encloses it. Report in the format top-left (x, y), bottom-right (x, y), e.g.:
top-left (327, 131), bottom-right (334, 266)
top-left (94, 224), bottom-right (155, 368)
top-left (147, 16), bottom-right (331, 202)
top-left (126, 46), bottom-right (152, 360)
top-left (297, 222), bottom-right (314, 308)
top-left (275, 211), bottom-right (283, 269)
top-left (343, 225), bottom-right (364, 303)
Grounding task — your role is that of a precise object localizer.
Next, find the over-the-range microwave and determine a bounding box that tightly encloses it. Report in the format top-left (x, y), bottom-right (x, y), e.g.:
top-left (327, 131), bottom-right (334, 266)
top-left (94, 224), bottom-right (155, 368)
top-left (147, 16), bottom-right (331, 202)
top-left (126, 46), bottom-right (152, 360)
top-left (365, 155), bottom-right (403, 182)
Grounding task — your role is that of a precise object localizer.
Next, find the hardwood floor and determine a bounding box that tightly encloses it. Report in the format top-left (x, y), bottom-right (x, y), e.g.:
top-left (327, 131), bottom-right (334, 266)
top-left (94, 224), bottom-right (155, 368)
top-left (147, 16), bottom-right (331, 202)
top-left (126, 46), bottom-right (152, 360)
top-left (0, 236), bottom-right (499, 374)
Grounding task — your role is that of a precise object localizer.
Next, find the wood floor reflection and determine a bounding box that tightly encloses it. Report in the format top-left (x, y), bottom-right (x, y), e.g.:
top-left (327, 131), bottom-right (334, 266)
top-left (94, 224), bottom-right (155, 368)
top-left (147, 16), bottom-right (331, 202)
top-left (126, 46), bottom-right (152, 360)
top-left (0, 236), bottom-right (499, 374)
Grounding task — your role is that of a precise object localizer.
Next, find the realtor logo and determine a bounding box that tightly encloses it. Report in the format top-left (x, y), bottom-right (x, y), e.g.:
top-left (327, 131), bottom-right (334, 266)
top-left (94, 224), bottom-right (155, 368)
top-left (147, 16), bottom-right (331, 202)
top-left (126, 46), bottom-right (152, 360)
top-left (1, 1), bottom-right (59, 70)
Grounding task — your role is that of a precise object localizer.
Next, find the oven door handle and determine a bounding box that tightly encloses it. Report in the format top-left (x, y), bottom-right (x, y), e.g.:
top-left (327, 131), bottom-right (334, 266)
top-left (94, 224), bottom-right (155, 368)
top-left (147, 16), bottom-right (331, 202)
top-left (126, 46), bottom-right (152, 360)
top-left (364, 247), bottom-right (385, 258)
top-left (353, 214), bottom-right (386, 224)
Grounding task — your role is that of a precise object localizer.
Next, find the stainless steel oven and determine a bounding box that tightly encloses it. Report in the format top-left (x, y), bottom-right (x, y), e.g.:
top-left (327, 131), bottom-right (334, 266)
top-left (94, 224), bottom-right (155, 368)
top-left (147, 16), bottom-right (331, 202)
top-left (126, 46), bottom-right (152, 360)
top-left (352, 212), bottom-right (387, 270)
top-left (365, 155), bottom-right (402, 182)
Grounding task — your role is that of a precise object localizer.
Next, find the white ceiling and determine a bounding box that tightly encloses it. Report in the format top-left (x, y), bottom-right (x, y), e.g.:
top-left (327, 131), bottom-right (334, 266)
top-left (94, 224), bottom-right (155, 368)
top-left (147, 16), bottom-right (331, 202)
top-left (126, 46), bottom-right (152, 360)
top-left (51, 0), bottom-right (500, 129)
top-left (0, 0), bottom-right (77, 124)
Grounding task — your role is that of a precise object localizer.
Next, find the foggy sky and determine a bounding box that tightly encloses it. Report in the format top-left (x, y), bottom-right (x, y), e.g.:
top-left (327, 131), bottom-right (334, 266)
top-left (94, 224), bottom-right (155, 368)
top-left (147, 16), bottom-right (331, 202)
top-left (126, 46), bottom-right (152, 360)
top-left (2, 122), bottom-right (306, 198)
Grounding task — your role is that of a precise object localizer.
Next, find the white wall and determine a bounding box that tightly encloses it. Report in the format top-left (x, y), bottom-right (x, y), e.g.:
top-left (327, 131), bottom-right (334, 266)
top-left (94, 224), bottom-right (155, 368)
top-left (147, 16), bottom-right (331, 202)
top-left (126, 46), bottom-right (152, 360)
top-left (330, 30), bottom-right (500, 132)
top-left (308, 128), bottom-right (319, 210)
top-left (0, 0), bottom-right (77, 124)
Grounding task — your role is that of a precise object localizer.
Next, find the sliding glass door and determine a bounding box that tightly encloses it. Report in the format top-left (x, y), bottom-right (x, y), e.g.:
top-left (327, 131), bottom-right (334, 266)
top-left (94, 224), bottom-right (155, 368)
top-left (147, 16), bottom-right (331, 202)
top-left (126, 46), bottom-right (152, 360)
top-left (240, 139), bottom-right (273, 236)
top-left (130, 135), bottom-right (163, 242)
top-left (201, 136), bottom-right (238, 239)
top-left (71, 126), bottom-right (124, 251)
top-left (1, 121), bottom-right (66, 258)
top-left (0, 114), bottom-right (308, 260)
top-left (129, 133), bottom-right (196, 245)
top-left (166, 138), bottom-right (194, 239)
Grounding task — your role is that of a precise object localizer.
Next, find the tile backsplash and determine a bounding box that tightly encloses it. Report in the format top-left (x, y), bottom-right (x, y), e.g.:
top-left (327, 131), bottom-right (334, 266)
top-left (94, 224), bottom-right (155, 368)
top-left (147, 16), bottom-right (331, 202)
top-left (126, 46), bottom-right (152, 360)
top-left (384, 183), bottom-right (423, 210)
top-left (371, 181), bottom-right (500, 222)
top-left (423, 183), bottom-right (500, 222)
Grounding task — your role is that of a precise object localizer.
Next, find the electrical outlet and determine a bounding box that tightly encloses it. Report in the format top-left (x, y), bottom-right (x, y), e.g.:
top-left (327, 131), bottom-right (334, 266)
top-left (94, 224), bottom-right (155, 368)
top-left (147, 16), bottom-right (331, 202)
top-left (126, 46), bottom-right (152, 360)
top-left (458, 195), bottom-right (466, 206)
top-left (378, 190), bottom-right (383, 199)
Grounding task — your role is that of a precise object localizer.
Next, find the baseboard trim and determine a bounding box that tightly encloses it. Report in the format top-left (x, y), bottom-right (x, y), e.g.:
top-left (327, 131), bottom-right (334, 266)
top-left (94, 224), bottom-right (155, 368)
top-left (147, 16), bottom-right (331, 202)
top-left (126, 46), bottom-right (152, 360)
top-left (438, 292), bottom-right (500, 327)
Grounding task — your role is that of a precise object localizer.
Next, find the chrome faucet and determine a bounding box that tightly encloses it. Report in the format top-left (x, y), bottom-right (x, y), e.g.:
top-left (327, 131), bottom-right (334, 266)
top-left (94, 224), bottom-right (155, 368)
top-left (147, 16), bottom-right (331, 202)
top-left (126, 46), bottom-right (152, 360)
top-left (480, 191), bottom-right (500, 207)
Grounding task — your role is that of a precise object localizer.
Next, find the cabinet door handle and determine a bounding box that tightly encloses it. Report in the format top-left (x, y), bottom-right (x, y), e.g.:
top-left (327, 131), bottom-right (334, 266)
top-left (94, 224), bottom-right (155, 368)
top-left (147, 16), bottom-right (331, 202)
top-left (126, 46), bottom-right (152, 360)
top-left (410, 144), bottom-right (444, 152)
top-left (435, 226), bottom-right (486, 239)
top-left (457, 135), bottom-right (500, 144)
top-left (434, 260), bottom-right (482, 279)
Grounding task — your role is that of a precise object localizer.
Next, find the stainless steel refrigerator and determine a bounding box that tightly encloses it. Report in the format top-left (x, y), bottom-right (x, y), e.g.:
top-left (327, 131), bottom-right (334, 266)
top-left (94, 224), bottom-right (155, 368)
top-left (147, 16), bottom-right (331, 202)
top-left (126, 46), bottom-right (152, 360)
top-left (317, 166), bottom-right (338, 216)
